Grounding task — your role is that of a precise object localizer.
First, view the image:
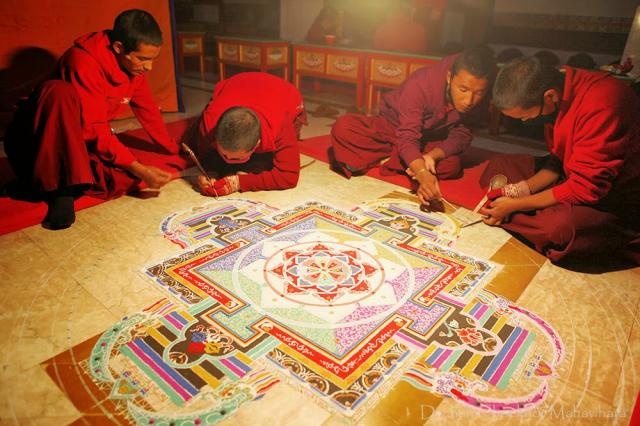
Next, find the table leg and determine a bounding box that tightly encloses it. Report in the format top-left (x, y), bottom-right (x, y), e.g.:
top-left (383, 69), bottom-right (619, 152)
top-left (218, 61), bottom-right (225, 81)
top-left (356, 81), bottom-right (363, 111)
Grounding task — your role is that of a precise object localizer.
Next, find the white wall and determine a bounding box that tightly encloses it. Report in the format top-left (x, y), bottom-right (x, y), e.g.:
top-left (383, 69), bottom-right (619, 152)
top-left (622, 6), bottom-right (640, 77)
top-left (494, 0), bottom-right (638, 18)
top-left (280, 0), bottom-right (324, 42)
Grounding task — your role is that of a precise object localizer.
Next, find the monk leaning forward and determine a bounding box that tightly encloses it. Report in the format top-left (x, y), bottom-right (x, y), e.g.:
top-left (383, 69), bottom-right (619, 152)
top-left (481, 57), bottom-right (640, 266)
top-left (185, 72), bottom-right (307, 197)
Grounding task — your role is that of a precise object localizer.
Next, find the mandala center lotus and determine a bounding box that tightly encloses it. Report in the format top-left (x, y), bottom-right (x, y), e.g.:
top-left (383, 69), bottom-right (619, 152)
top-left (268, 243), bottom-right (382, 305)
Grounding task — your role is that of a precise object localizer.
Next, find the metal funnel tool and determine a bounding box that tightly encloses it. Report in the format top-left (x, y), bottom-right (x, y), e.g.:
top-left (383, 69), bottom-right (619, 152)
top-left (471, 174), bottom-right (508, 214)
top-left (181, 143), bottom-right (212, 182)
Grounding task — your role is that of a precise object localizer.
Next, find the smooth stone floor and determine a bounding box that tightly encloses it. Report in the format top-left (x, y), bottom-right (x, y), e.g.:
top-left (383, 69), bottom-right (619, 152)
top-left (0, 82), bottom-right (638, 425)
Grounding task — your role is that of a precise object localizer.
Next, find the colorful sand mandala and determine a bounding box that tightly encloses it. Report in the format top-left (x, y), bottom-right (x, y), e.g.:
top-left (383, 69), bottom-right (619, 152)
top-left (46, 199), bottom-right (564, 424)
top-left (350, 197), bottom-right (460, 247)
top-left (84, 299), bottom-right (279, 425)
top-left (160, 198), bottom-right (279, 248)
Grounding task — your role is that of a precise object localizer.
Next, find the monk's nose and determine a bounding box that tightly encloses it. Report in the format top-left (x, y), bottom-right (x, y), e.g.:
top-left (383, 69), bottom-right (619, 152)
top-left (468, 93), bottom-right (477, 105)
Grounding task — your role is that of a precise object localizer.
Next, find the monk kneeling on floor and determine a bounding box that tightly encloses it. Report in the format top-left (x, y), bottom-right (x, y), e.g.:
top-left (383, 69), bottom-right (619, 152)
top-left (481, 56), bottom-right (640, 266)
top-left (330, 47), bottom-right (496, 206)
top-left (4, 9), bottom-right (182, 230)
top-left (185, 72), bottom-right (307, 197)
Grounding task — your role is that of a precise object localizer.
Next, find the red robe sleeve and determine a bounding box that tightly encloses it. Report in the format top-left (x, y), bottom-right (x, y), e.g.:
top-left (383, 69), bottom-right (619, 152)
top-left (238, 117), bottom-right (300, 192)
top-left (196, 111), bottom-right (212, 157)
top-left (61, 60), bottom-right (136, 168)
top-left (438, 124), bottom-right (472, 157)
top-left (393, 81), bottom-right (430, 165)
top-left (129, 78), bottom-right (180, 155)
top-left (552, 102), bottom-right (628, 205)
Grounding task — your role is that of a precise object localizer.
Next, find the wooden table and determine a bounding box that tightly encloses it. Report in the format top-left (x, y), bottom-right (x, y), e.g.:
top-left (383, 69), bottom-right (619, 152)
top-left (177, 32), bottom-right (206, 79)
top-left (365, 51), bottom-right (442, 114)
top-left (216, 37), bottom-right (289, 80)
top-left (292, 43), bottom-right (367, 110)
top-left (292, 44), bottom-right (446, 112)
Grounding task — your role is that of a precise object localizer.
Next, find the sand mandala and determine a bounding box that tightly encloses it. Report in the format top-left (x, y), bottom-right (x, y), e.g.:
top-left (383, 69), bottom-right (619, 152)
top-left (43, 198), bottom-right (564, 424)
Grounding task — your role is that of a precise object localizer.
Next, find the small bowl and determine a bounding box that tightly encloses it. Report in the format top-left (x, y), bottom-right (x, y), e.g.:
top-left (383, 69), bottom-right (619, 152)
top-left (324, 34), bottom-right (337, 46)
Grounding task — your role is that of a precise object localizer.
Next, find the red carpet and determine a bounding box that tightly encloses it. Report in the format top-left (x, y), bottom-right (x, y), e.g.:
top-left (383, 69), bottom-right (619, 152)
top-left (631, 391), bottom-right (640, 426)
top-left (299, 134), bottom-right (495, 209)
top-left (0, 119), bottom-right (194, 236)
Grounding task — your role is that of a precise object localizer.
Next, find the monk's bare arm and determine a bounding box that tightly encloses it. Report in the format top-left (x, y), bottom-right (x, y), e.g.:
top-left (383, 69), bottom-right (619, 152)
top-left (511, 188), bottom-right (558, 211)
top-left (525, 168), bottom-right (561, 194)
top-left (422, 147), bottom-right (446, 171)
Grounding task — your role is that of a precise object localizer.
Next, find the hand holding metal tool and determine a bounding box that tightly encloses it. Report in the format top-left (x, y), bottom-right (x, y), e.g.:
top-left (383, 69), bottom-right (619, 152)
top-left (471, 174), bottom-right (508, 214)
top-left (461, 174), bottom-right (508, 228)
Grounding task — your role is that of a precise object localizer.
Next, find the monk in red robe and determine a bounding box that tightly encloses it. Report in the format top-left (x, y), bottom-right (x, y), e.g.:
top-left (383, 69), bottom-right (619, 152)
top-left (186, 72), bottom-right (306, 197)
top-left (330, 47), bottom-right (495, 206)
top-left (373, 2), bottom-right (426, 54)
top-left (481, 57), bottom-right (640, 266)
top-left (306, 6), bottom-right (340, 44)
top-left (4, 9), bottom-right (182, 229)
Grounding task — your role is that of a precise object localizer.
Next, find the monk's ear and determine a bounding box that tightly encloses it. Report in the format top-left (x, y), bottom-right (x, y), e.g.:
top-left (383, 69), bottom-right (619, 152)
top-left (544, 88), bottom-right (560, 104)
top-left (112, 41), bottom-right (125, 55)
top-left (446, 71), bottom-right (451, 85)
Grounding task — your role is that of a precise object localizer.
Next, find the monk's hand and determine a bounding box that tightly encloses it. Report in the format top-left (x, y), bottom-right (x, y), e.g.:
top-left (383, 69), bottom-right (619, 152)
top-left (143, 166), bottom-right (173, 189)
top-left (407, 156), bottom-right (437, 179)
top-left (480, 196), bottom-right (519, 226)
top-left (198, 175), bottom-right (240, 197)
top-left (421, 153), bottom-right (437, 174)
top-left (129, 161), bottom-right (172, 189)
top-left (416, 169), bottom-right (442, 204)
top-left (197, 175), bottom-right (215, 196)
